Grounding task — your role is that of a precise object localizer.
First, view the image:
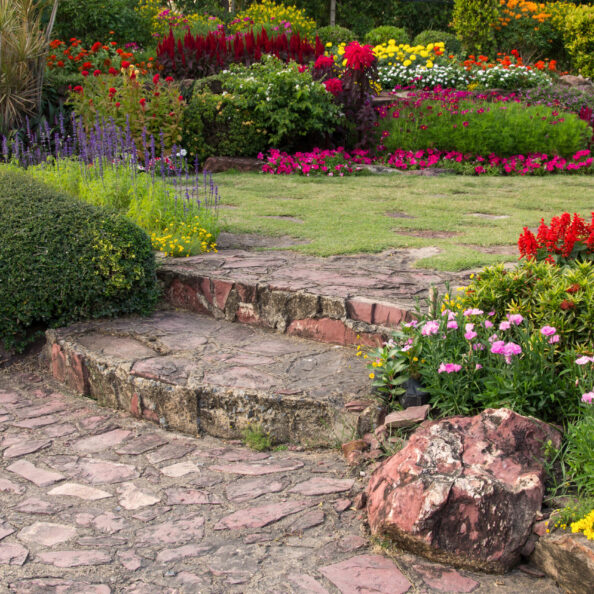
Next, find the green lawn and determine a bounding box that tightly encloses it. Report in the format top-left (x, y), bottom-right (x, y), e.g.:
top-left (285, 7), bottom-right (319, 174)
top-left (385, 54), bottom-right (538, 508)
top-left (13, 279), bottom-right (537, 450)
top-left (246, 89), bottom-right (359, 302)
top-left (212, 172), bottom-right (594, 271)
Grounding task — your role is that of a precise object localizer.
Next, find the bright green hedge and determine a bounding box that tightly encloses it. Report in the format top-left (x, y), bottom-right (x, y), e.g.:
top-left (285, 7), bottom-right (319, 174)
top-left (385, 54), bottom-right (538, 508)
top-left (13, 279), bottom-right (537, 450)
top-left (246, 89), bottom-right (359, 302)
top-left (0, 166), bottom-right (158, 351)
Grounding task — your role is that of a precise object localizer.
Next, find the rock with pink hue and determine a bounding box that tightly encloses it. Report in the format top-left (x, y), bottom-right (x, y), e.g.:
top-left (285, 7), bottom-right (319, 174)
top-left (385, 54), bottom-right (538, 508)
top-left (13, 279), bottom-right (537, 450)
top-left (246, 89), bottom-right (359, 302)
top-left (0, 542), bottom-right (29, 565)
top-left (287, 573), bottom-right (330, 594)
top-left (3, 438), bottom-right (51, 458)
top-left (18, 522), bottom-right (77, 547)
top-left (0, 521), bottom-right (14, 541)
top-left (75, 459), bottom-right (138, 484)
top-left (73, 429), bottom-right (131, 453)
top-left (36, 549), bottom-right (111, 567)
top-left (289, 477), bottom-right (354, 496)
top-left (366, 408), bottom-right (560, 573)
top-left (118, 549), bottom-right (142, 571)
top-left (137, 516), bottom-right (205, 545)
top-left (48, 482), bottom-right (112, 501)
top-left (7, 459), bottom-right (64, 486)
top-left (320, 554), bottom-right (411, 594)
top-left (0, 477), bottom-right (25, 494)
top-left (166, 488), bottom-right (222, 505)
top-left (226, 477), bottom-right (284, 503)
top-left (8, 578), bottom-right (110, 593)
top-left (531, 532), bottom-right (594, 594)
top-left (413, 562), bottom-right (479, 592)
top-left (117, 482), bottom-right (160, 510)
top-left (211, 459), bottom-right (304, 475)
top-left (214, 500), bottom-right (310, 530)
top-left (156, 543), bottom-right (211, 563)
top-left (382, 405), bottom-right (430, 429)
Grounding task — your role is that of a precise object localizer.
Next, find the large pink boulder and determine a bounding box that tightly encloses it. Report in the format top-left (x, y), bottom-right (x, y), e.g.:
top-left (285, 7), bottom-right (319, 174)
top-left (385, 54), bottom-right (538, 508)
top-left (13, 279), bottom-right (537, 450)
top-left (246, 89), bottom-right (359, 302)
top-left (366, 408), bottom-right (560, 573)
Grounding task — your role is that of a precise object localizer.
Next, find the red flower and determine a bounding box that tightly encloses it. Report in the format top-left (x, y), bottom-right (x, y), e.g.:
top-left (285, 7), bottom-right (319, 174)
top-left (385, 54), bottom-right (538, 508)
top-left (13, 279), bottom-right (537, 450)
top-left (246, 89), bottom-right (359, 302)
top-left (108, 87), bottom-right (116, 97)
top-left (298, 65), bottom-right (308, 73)
top-left (57, 60), bottom-right (64, 67)
top-left (92, 69), bottom-right (101, 77)
top-left (83, 61), bottom-right (92, 69)
top-left (81, 70), bottom-right (89, 77)
top-left (165, 76), bottom-right (173, 82)
top-left (566, 284), bottom-right (581, 294)
top-left (178, 95), bottom-right (183, 102)
top-left (323, 78), bottom-right (343, 96)
top-left (73, 85), bottom-right (83, 94)
top-left (152, 73), bottom-right (160, 85)
top-left (108, 67), bottom-right (118, 75)
top-left (314, 55), bottom-right (334, 70)
top-left (139, 98), bottom-right (146, 107)
top-left (121, 60), bottom-right (130, 69)
top-left (91, 41), bottom-right (102, 52)
top-left (115, 102), bottom-right (120, 108)
top-left (560, 300), bottom-right (576, 311)
top-left (343, 41), bottom-right (375, 70)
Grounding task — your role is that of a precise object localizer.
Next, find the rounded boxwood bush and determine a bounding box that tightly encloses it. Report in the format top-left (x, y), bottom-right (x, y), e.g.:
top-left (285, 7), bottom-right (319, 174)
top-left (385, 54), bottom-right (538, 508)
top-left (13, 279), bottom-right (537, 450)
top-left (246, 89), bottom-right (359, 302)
top-left (315, 25), bottom-right (357, 46)
top-left (364, 26), bottom-right (408, 46)
top-left (413, 30), bottom-right (463, 56)
top-left (0, 166), bottom-right (159, 351)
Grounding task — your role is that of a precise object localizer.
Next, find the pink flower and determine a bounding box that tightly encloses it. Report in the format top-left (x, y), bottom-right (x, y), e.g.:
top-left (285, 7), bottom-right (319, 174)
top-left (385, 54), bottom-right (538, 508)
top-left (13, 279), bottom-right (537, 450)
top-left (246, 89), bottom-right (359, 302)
top-left (438, 363), bottom-right (462, 374)
top-left (490, 340), bottom-right (506, 354)
top-left (507, 313), bottom-right (524, 325)
top-left (576, 356), bottom-right (594, 365)
top-left (314, 55), bottom-right (334, 69)
top-left (401, 344), bottom-right (412, 352)
top-left (404, 320), bottom-right (418, 328)
top-left (475, 363), bottom-right (483, 369)
top-left (548, 334), bottom-right (560, 344)
top-left (582, 391), bottom-right (594, 403)
top-left (499, 321), bottom-right (511, 331)
top-left (447, 320), bottom-right (458, 329)
top-left (464, 323), bottom-right (477, 340)
top-left (463, 308), bottom-right (483, 316)
top-left (343, 41), bottom-right (375, 70)
top-left (473, 343), bottom-right (485, 351)
top-left (540, 326), bottom-right (557, 336)
top-left (504, 342), bottom-right (522, 357)
top-left (484, 320), bottom-right (493, 328)
top-left (421, 320), bottom-right (440, 336)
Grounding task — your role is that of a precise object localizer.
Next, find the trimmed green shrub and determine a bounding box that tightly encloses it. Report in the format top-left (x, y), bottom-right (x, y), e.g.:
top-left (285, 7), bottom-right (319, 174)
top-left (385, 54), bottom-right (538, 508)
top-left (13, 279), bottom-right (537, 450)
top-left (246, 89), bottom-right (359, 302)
top-left (413, 30), bottom-right (463, 56)
top-left (565, 403), bottom-right (594, 497)
top-left (452, 0), bottom-right (499, 54)
top-left (182, 92), bottom-right (269, 165)
top-left (364, 25), bottom-right (408, 47)
top-left (562, 4), bottom-right (594, 78)
top-left (0, 167), bottom-right (158, 351)
top-left (315, 25), bottom-right (357, 46)
top-left (182, 57), bottom-right (342, 160)
top-left (458, 260), bottom-right (594, 353)
top-left (53, 0), bottom-right (151, 47)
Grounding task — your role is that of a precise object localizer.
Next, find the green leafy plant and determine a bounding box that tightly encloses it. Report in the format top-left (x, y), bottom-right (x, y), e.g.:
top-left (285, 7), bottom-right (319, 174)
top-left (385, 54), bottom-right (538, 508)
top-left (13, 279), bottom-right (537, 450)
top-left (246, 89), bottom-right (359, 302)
top-left (458, 260), bottom-right (594, 352)
top-left (565, 399), bottom-right (594, 497)
top-left (364, 25), bottom-right (408, 46)
top-left (413, 30), bottom-right (463, 56)
top-left (452, 0), bottom-right (499, 54)
top-left (368, 289), bottom-right (593, 425)
top-left (315, 25), bottom-right (357, 46)
top-left (53, 0), bottom-right (151, 47)
top-left (243, 425), bottom-right (273, 451)
top-left (67, 70), bottom-right (185, 154)
top-left (561, 3), bottom-right (594, 78)
top-left (0, 166), bottom-right (158, 352)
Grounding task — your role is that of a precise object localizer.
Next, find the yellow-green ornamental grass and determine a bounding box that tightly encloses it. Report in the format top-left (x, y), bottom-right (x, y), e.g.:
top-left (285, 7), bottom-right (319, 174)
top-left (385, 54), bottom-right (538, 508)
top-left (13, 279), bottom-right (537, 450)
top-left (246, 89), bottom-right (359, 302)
top-left (151, 217), bottom-right (217, 257)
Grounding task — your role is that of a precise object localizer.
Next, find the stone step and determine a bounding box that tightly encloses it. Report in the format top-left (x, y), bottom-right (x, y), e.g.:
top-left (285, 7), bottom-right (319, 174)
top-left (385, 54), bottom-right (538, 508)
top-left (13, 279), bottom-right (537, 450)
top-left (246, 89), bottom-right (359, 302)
top-left (44, 310), bottom-right (374, 447)
top-left (157, 249), bottom-right (462, 347)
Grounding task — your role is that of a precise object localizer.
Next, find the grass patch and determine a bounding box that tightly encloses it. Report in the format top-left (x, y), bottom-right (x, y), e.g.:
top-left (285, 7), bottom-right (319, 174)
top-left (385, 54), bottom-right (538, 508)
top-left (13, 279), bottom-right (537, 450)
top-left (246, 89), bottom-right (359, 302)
top-left (213, 172), bottom-right (594, 271)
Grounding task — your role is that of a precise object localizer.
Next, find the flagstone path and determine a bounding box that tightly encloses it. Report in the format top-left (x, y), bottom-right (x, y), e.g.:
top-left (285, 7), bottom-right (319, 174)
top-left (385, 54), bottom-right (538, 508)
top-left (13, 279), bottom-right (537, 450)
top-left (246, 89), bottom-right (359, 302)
top-left (0, 363), bottom-right (561, 593)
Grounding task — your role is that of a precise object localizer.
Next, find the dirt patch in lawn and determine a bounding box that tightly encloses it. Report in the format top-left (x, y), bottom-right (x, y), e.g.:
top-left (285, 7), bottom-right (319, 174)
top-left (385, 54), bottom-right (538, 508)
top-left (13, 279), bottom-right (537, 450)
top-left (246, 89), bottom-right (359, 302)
top-left (386, 211), bottom-right (415, 219)
top-left (395, 229), bottom-right (460, 239)
top-left (463, 244), bottom-right (517, 256)
top-left (216, 232), bottom-right (310, 249)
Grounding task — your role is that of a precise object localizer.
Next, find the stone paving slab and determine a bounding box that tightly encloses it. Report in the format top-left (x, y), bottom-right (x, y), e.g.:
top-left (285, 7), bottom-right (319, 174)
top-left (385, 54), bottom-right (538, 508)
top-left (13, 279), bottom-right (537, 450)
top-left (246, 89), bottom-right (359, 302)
top-left (45, 310), bottom-right (371, 446)
top-left (157, 248), bottom-right (469, 347)
top-left (0, 366), bottom-right (561, 593)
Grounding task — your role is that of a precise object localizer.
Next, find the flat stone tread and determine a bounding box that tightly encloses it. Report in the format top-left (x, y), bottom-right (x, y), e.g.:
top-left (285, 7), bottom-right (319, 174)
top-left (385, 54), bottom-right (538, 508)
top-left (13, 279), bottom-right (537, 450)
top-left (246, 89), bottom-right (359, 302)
top-left (158, 248), bottom-right (466, 310)
top-left (51, 310), bottom-right (370, 402)
top-left (0, 367), bottom-right (561, 593)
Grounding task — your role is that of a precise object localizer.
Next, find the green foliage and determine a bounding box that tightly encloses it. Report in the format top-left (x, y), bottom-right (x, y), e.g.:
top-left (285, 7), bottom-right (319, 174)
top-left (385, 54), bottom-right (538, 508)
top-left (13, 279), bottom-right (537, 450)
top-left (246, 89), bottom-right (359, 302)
top-left (565, 403), bottom-right (594, 496)
top-left (459, 260), bottom-right (594, 352)
top-left (26, 158), bottom-right (219, 255)
top-left (243, 425), bottom-right (273, 451)
top-left (182, 91), bottom-right (268, 164)
top-left (0, 166), bottom-right (158, 352)
top-left (452, 0), bottom-right (499, 54)
top-left (183, 57), bottom-right (341, 159)
top-left (230, 0), bottom-right (317, 38)
top-left (53, 0), bottom-right (151, 47)
top-left (413, 30), bottom-right (463, 56)
top-left (315, 25), bottom-right (357, 45)
top-left (392, 0), bottom-right (455, 38)
top-left (68, 71), bottom-right (185, 154)
top-left (381, 98), bottom-right (590, 158)
top-left (364, 25), bottom-right (408, 46)
top-left (368, 290), bottom-right (592, 425)
top-left (562, 3), bottom-right (594, 78)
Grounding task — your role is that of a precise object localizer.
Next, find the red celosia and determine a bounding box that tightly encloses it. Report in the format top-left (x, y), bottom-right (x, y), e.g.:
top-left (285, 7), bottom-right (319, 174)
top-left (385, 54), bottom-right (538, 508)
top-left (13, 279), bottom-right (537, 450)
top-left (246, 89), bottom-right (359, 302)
top-left (314, 55), bottom-right (334, 70)
top-left (323, 78), bottom-right (343, 96)
top-left (343, 41), bottom-right (375, 71)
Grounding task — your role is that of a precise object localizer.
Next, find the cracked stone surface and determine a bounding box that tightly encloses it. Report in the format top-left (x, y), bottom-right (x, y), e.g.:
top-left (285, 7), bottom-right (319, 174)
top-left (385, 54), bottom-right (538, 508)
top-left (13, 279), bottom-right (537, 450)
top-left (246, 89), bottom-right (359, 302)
top-left (0, 367), bottom-right (561, 593)
top-left (46, 310), bottom-right (372, 446)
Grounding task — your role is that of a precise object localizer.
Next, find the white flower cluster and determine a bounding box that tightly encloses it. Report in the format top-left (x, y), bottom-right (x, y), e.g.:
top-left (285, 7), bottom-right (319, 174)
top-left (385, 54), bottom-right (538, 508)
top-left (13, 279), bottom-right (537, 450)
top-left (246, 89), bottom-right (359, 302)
top-left (377, 63), bottom-right (472, 90)
top-left (472, 64), bottom-right (552, 90)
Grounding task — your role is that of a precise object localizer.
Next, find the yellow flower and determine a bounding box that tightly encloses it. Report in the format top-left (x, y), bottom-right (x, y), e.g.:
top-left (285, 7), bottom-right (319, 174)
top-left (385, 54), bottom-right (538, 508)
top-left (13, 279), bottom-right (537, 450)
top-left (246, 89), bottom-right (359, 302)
top-left (403, 59), bottom-right (411, 67)
top-left (369, 373), bottom-right (375, 379)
